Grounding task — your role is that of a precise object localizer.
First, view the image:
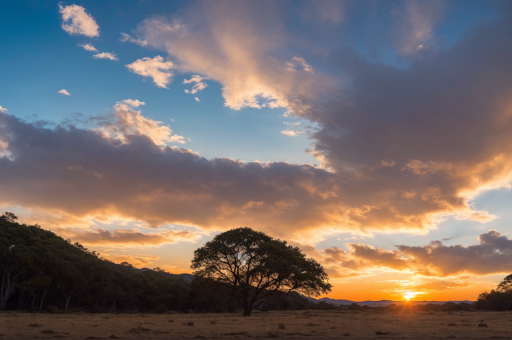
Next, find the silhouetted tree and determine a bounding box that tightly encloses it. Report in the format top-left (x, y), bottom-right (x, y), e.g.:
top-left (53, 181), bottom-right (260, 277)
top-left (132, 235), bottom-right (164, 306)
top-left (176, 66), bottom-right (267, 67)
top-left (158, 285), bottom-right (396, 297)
top-left (476, 274), bottom-right (512, 310)
top-left (191, 227), bottom-right (331, 316)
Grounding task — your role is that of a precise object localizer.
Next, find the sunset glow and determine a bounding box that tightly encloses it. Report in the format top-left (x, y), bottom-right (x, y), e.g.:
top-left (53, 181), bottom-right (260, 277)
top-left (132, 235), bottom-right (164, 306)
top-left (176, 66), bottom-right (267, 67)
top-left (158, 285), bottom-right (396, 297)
top-left (1, 0), bottom-right (512, 303)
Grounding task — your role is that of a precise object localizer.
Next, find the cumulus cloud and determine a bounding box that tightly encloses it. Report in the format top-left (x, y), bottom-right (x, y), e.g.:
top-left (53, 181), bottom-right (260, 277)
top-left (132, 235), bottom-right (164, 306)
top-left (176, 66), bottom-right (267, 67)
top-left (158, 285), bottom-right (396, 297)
top-left (59, 4), bottom-right (99, 37)
top-left (281, 129), bottom-right (304, 136)
top-left (58, 89), bottom-right (70, 96)
top-left (284, 122), bottom-right (301, 126)
top-left (0, 106), bottom-right (7, 113)
top-left (79, 43), bottom-right (98, 52)
top-left (94, 101), bottom-right (185, 145)
top-left (322, 230), bottom-right (512, 278)
top-left (286, 57), bottom-right (313, 72)
top-left (122, 99), bottom-right (145, 107)
top-left (184, 75), bottom-right (208, 94)
top-left (93, 52), bottom-right (118, 61)
top-left (194, 97), bottom-right (200, 102)
top-left (126, 56), bottom-right (175, 88)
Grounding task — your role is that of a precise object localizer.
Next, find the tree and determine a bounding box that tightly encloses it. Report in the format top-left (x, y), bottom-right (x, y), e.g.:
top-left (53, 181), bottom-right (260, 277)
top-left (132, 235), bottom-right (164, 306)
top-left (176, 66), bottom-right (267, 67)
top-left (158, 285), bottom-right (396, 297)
top-left (191, 227), bottom-right (332, 316)
top-left (1, 212), bottom-right (18, 223)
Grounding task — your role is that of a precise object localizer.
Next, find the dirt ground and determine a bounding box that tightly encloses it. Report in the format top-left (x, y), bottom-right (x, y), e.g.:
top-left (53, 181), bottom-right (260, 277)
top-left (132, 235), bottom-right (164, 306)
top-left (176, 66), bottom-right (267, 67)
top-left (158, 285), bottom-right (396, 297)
top-left (0, 309), bottom-right (511, 339)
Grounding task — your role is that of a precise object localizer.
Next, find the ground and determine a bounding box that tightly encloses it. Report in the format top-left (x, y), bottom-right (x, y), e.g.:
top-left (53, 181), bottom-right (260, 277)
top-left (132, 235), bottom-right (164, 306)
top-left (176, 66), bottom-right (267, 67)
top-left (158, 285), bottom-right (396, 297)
top-left (0, 309), bottom-right (511, 339)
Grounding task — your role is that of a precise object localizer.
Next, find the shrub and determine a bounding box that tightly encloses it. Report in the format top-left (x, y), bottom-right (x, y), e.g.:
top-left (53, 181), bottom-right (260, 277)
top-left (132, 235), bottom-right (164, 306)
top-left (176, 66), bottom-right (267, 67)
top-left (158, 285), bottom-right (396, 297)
top-left (305, 322), bottom-right (318, 326)
top-left (209, 320), bottom-right (217, 325)
top-left (478, 323), bottom-right (488, 327)
top-left (108, 336), bottom-right (120, 339)
top-left (278, 323), bottom-right (285, 329)
top-left (376, 331), bottom-right (391, 335)
top-left (41, 329), bottom-right (55, 334)
top-left (184, 321), bottom-right (195, 326)
top-left (29, 323), bottom-right (42, 327)
top-left (448, 323), bottom-right (457, 326)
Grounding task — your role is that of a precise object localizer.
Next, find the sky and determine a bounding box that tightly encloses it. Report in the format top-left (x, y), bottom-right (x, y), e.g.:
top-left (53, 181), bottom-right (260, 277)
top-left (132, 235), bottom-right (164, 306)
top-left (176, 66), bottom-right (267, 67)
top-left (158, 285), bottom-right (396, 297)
top-left (1, 0), bottom-right (512, 302)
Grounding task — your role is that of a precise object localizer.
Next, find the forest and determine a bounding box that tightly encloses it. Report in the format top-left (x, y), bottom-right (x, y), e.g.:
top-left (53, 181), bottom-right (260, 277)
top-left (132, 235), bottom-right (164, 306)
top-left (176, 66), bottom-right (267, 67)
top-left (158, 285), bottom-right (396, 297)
top-left (0, 214), bottom-right (326, 313)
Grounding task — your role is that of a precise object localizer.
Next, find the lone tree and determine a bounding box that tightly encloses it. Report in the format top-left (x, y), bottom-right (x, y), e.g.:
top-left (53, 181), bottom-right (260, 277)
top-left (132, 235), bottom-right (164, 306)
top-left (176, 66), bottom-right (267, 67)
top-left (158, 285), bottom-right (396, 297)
top-left (191, 227), bottom-right (332, 316)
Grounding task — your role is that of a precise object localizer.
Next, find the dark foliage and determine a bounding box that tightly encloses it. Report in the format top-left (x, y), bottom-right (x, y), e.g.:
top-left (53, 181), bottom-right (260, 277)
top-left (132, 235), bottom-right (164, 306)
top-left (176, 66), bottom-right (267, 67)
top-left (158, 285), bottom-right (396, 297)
top-left (475, 274), bottom-right (512, 311)
top-left (191, 227), bottom-right (332, 316)
top-left (0, 216), bottom-right (327, 313)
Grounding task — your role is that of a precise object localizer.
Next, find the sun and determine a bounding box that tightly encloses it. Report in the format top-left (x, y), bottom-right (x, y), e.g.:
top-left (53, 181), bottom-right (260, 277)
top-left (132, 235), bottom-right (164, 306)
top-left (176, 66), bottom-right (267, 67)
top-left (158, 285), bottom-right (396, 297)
top-left (404, 291), bottom-right (417, 301)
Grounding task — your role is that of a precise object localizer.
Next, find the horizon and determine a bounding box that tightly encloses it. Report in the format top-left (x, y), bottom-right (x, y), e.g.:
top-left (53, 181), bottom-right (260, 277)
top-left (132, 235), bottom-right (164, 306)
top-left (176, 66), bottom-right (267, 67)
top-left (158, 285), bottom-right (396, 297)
top-left (1, 0), bottom-right (512, 302)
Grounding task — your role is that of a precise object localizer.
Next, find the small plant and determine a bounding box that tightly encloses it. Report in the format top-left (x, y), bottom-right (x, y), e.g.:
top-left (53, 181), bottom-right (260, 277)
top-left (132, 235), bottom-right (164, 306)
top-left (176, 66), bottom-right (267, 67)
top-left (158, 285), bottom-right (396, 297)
top-left (278, 323), bottom-right (285, 329)
top-left (168, 319), bottom-right (174, 322)
top-left (184, 321), bottom-right (195, 326)
top-left (209, 320), bottom-right (217, 325)
top-left (153, 330), bottom-right (170, 334)
top-left (264, 332), bottom-right (279, 338)
top-left (342, 333), bottom-right (351, 337)
top-left (193, 336), bottom-right (207, 339)
top-left (478, 323), bottom-right (488, 327)
top-left (448, 323), bottom-right (457, 326)
top-left (305, 322), bottom-right (318, 327)
top-left (376, 331), bottom-right (391, 335)
top-left (85, 337), bottom-right (102, 339)
top-left (108, 336), bottom-right (120, 339)
top-left (29, 323), bottom-right (42, 327)
top-left (41, 329), bottom-right (55, 334)
top-left (447, 336), bottom-right (456, 339)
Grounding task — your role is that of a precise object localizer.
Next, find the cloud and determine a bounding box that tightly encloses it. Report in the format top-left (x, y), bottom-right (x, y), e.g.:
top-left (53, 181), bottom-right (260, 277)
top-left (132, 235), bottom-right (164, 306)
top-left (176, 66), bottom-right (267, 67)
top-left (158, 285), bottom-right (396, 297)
top-left (104, 254), bottom-right (159, 268)
top-left (58, 89), bottom-right (70, 96)
top-left (281, 129), bottom-right (304, 136)
top-left (286, 57), bottom-right (314, 72)
top-left (3, 2), bottom-right (512, 244)
top-left (122, 99), bottom-right (145, 108)
top-left (93, 101), bottom-right (185, 145)
top-left (284, 122), bottom-right (301, 126)
top-left (93, 52), bottom-right (118, 61)
top-left (322, 230), bottom-right (512, 278)
top-left (131, 1), bottom-right (333, 110)
top-left (62, 227), bottom-right (199, 246)
top-left (79, 43), bottom-right (98, 52)
top-left (391, 0), bottom-right (444, 55)
top-left (184, 75), bottom-right (208, 94)
top-left (120, 32), bottom-right (148, 46)
top-left (59, 4), bottom-right (99, 37)
top-left (194, 97), bottom-right (200, 102)
top-left (0, 106), bottom-right (7, 113)
top-left (126, 56), bottom-right (175, 88)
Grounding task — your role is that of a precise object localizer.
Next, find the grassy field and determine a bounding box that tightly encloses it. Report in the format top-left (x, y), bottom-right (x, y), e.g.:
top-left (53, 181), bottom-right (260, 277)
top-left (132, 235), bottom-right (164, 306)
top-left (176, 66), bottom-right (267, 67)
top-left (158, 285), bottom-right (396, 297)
top-left (1, 309), bottom-right (511, 339)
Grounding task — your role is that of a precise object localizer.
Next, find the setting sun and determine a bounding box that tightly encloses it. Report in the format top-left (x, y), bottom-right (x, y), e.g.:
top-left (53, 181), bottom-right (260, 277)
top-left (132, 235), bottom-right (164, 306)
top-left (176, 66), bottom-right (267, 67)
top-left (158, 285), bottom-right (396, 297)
top-left (404, 291), bottom-right (417, 301)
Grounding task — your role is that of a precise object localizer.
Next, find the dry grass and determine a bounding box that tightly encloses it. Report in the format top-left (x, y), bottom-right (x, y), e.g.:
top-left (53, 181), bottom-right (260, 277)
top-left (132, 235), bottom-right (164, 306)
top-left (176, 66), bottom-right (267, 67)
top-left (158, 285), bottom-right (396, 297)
top-left (0, 309), bottom-right (511, 339)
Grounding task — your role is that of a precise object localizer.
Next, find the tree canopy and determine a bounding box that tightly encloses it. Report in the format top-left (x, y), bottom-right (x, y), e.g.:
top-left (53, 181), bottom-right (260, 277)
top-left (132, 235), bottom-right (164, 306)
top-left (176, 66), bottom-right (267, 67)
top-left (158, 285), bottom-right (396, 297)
top-left (191, 227), bottom-right (332, 316)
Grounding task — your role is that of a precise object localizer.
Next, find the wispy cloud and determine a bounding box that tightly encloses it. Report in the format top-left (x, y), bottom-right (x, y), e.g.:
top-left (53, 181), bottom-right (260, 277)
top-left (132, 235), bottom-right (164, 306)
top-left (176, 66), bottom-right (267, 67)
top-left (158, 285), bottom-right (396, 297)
top-left (59, 4), bottom-right (99, 37)
top-left (281, 129), bottom-right (304, 136)
top-left (284, 122), bottom-right (301, 126)
top-left (194, 97), bottom-right (200, 102)
top-left (122, 99), bottom-right (145, 108)
top-left (58, 89), bottom-right (70, 96)
top-left (126, 56), bottom-right (175, 88)
top-left (184, 75), bottom-right (208, 94)
top-left (79, 43), bottom-right (98, 52)
top-left (93, 52), bottom-right (118, 61)
top-left (120, 32), bottom-right (148, 47)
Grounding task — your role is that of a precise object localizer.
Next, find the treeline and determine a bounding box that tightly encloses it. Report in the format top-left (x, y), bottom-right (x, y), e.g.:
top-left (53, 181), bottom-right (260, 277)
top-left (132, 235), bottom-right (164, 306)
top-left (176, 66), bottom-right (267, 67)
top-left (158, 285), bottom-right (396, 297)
top-left (0, 215), bottom-right (326, 313)
top-left (475, 274), bottom-right (512, 311)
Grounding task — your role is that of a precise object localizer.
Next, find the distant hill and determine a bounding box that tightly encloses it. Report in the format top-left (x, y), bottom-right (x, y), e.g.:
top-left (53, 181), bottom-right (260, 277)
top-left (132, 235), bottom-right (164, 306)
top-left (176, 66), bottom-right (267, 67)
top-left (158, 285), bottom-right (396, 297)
top-left (312, 297), bottom-right (474, 307)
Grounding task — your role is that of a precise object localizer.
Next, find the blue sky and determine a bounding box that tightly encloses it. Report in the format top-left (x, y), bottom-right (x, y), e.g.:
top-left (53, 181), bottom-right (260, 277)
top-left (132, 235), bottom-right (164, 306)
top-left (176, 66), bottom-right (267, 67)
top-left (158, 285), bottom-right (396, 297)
top-left (1, 0), bottom-right (512, 300)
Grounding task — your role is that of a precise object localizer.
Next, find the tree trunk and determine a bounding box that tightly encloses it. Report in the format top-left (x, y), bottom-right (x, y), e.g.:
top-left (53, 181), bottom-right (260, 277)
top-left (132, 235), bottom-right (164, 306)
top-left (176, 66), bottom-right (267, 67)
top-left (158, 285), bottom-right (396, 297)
top-left (39, 290), bottom-right (47, 311)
